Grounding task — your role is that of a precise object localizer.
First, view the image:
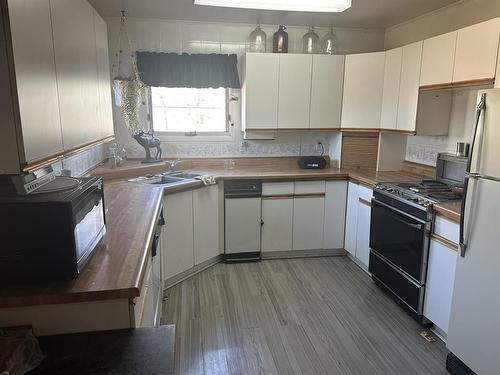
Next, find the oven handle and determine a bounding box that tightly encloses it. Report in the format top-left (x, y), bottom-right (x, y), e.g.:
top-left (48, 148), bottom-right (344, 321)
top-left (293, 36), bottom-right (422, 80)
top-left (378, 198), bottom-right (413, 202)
top-left (371, 199), bottom-right (426, 228)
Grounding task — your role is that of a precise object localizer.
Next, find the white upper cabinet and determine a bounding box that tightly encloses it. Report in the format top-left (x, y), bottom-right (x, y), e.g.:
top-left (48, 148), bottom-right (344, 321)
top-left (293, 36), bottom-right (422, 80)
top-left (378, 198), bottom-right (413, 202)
top-left (397, 41), bottom-right (423, 132)
top-left (341, 52), bottom-right (385, 129)
top-left (310, 55), bottom-right (345, 129)
top-left (278, 54), bottom-right (313, 129)
top-left (7, 0), bottom-right (63, 163)
top-left (93, 10), bottom-right (114, 139)
top-left (420, 31), bottom-right (457, 86)
top-left (380, 47), bottom-right (403, 130)
top-left (241, 53), bottom-right (279, 130)
top-left (453, 18), bottom-right (500, 83)
top-left (51, 0), bottom-right (100, 149)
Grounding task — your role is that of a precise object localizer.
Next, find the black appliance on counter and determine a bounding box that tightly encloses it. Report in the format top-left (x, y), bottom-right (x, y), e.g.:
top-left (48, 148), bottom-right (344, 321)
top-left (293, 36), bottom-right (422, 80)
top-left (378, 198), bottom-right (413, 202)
top-left (369, 154), bottom-right (466, 318)
top-left (298, 156), bottom-right (327, 169)
top-left (0, 167), bottom-right (106, 285)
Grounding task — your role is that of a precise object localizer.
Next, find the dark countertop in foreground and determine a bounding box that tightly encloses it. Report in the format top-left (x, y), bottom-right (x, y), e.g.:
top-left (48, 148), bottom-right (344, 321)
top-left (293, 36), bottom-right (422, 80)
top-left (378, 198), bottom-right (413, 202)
top-left (0, 180), bottom-right (164, 308)
top-left (30, 326), bottom-right (175, 375)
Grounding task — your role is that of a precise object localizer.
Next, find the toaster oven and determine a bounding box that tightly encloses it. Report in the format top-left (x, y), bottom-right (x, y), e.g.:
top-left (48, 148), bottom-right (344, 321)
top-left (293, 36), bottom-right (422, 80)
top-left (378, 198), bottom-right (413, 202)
top-left (0, 176), bottom-right (106, 285)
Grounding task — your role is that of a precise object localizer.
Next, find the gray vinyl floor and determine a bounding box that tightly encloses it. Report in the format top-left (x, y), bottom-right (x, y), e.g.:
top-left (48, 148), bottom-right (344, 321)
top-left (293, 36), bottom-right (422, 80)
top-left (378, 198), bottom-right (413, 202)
top-left (161, 256), bottom-right (449, 375)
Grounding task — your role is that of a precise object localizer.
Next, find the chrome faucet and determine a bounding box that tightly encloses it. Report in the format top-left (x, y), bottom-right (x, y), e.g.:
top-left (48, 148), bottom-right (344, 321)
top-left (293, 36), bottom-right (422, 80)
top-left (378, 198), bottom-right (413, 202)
top-left (166, 160), bottom-right (181, 172)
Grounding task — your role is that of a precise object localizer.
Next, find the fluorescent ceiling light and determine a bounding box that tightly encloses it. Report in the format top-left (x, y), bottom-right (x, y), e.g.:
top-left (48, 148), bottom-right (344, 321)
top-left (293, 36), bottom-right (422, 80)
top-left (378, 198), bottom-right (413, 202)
top-left (193, 0), bottom-right (352, 13)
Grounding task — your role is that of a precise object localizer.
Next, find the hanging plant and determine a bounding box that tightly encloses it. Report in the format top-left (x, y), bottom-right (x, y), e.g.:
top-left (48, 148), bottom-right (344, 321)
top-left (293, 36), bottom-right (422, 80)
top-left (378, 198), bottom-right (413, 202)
top-left (111, 11), bottom-right (146, 135)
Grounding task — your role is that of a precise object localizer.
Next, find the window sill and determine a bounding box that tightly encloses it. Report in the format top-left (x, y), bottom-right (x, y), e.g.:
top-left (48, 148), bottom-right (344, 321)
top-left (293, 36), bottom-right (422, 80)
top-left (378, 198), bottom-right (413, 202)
top-left (154, 132), bottom-right (236, 143)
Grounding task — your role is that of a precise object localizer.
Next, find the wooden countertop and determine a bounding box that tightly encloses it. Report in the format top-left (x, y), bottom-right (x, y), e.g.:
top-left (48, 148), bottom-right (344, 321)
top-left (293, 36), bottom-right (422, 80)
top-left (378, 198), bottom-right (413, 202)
top-left (0, 180), bottom-right (164, 308)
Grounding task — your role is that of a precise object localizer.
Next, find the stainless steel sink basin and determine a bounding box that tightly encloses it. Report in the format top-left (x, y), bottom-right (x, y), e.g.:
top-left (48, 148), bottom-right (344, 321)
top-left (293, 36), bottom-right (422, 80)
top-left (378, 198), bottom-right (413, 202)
top-left (128, 171), bottom-right (203, 186)
top-left (169, 172), bottom-right (203, 179)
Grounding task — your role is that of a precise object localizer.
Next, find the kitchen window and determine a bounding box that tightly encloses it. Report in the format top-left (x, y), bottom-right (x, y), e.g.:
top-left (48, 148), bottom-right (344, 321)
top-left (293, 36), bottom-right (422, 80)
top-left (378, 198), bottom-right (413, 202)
top-left (150, 87), bottom-right (229, 135)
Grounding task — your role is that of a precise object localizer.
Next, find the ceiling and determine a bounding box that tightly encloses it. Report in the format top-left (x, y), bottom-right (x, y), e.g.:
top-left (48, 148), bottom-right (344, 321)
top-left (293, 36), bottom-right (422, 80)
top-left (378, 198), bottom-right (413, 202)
top-left (89, 0), bottom-right (462, 29)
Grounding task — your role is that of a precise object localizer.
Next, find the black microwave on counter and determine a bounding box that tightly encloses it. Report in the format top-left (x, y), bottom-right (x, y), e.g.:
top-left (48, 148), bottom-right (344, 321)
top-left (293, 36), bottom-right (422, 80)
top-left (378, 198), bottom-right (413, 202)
top-left (0, 176), bottom-right (106, 286)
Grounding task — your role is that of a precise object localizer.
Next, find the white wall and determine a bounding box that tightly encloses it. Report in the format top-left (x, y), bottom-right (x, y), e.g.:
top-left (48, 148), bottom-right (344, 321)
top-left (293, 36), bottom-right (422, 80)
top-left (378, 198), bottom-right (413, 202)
top-left (106, 17), bottom-right (384, 159)
top-left (385, 0), bottom-right (500, 49)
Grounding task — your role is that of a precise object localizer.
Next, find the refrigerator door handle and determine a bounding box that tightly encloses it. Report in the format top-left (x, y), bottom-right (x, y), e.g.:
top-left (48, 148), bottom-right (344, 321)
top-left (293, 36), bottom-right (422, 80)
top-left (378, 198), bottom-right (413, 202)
top-left (459, 93), bottom-right (487, 257)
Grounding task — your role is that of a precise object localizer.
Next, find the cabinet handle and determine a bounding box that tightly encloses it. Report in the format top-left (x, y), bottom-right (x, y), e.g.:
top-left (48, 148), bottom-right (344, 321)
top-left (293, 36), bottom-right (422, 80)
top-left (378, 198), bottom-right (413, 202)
top-left (261, 219), bottom-right (265, 226)
top-left (358, 197), bottom-right (371, 207)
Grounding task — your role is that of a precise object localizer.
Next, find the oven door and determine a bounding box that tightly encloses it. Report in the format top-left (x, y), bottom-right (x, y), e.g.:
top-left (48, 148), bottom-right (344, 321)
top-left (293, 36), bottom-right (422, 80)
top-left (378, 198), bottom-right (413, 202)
top-left (369, 199), bottom-right (429, 283)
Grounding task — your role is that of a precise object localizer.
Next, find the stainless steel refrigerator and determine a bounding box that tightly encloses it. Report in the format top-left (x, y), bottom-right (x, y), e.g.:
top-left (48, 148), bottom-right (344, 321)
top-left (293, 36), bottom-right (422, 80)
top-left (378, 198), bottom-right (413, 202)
top-left (447, 88), bottom-right (500, 374)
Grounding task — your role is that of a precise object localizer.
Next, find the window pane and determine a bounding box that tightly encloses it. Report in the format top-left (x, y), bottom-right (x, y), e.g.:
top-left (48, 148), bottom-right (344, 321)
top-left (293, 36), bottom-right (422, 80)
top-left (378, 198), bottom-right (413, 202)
top-left (151, 87), bottom-right (227, 133)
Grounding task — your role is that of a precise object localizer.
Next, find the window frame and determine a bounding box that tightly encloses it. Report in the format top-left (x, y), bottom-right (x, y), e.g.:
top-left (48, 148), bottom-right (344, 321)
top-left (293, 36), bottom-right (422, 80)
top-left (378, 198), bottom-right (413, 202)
top-left (148, 86), bottom-right (233, 140)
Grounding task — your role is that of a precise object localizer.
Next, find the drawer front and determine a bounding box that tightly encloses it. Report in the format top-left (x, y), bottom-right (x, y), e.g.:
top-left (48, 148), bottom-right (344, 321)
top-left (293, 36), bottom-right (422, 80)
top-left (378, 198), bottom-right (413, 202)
top-left (262, 182), bottom-right (294, 196)
top-left (294, 180), bottom-right (326, 194)
top-left (434, 215), bottom-right (459, 244)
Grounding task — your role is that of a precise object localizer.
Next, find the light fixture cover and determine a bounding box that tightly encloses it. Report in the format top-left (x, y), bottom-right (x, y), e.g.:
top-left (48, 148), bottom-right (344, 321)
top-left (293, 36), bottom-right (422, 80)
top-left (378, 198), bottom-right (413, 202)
top-left (193, 0), bottom-right (351, 13)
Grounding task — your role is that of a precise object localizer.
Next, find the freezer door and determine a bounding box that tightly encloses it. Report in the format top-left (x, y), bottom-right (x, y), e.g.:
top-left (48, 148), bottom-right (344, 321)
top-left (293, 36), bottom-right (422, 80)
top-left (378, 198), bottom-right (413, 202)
top-left (471, 89), bottom-right (500, 178)
top-left (447, 177), bottom-right (500, 374)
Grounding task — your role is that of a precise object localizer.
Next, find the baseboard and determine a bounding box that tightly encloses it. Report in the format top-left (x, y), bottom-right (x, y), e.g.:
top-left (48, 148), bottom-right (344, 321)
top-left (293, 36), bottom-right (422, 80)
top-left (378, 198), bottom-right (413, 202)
top-left (164, 255), bottom-right (222, 289)
top-left (430, 324), bottom-right (447, 343)
top-left (346, 253), bottom-right (371, 275)
top-left (261, 248), bottom-right (346, 260)
top-left (446, 353), bottom-right (476, 375)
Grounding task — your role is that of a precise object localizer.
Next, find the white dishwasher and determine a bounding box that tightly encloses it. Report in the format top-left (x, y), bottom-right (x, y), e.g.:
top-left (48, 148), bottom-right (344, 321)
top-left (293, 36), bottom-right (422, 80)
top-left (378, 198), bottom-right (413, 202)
top-left (224, 180), bottom-right (262, 262)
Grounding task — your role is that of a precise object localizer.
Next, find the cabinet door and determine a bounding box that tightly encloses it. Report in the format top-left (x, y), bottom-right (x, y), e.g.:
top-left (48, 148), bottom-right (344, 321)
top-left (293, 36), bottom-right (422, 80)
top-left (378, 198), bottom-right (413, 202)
top-left (278, 54), bottom-right (313, 129)
top-left (93, 10), bottom-right (114, 139)
top-left (225, 198), bottom-right (262, 253)
top-left (420, 31), bottom-right (457, 86)
top-left (292, 196), bottom-right (325, 250)
top-left (453, 18), bottom-right (500, 83)
top-left (242, 53), bottom-right (279, 130)
top-left (8, 0), bottom-right (63, 163)
top-left (193, 185), bottom-right (220, 265)
top-left (397, 41), bottom-right (423, 132)
top-left (310, 55), bottom-right (344, 129)
top-left (355, 198), bottom-right (371, 269)
top-left (345, 182), bottom-right (358, 257)
top-left (50, 0), bottom-right (100, 149)
top-left (424, 240), bottom-right (458, 334)
top-left (341, 52), bottom-right (385, 129)
top-left (162, 191), bottom-right (194, 281)
top-left (323, 181), bottom-right (347, 250)
top-left (380, 47), bottom-right (402, 130)
top-left (262, 198), bottom-right (293, 252)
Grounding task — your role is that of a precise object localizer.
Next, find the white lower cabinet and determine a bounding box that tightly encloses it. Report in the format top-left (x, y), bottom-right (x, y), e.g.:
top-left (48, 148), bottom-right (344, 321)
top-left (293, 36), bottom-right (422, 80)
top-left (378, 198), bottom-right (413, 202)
top-left (262, 197), bottom-right (293, 252)
top-left (292, 196), bottom-right (325, 250)
top-left (345, 182), bottom-right (359, 257)
top-left (323, 181), bottom-right (348, 249)
top-left (345, 182), bottom-right (373, 269)
top-left (193, 185), bottom-right (220, 265)
top-left (424, 235), bottom-right (458, 336)
top-left (162, 191), bottom-right (194, 281)
top-left (225, 197), bottom-right (262, 253)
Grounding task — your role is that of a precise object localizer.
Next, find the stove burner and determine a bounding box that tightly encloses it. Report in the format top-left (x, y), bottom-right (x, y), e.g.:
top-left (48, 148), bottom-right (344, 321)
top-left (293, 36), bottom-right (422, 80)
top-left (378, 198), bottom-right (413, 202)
top-left (375, 179), bottom-right (462, 210)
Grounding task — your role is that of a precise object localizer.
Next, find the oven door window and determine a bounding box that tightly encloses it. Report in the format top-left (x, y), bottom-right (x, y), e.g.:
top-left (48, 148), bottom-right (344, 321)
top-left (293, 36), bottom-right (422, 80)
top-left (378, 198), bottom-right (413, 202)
top-left (370, 200), bottom-right (426, 282)
top-left (73, 190), bottom-right (105, 264)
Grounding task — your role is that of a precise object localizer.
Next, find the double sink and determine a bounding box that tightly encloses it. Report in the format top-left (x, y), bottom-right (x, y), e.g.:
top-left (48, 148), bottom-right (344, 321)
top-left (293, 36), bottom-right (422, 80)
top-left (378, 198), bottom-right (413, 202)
top-left (129, 172), bottom-right (203, 186)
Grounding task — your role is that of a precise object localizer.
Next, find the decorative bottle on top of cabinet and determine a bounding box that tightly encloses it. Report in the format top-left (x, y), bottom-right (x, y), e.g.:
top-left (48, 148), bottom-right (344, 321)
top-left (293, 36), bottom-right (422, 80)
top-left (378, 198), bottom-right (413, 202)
top-left (248, 24), bottom-right (267, 53)
top-left (302, 27), bottom-right (319, 54)
top-left (321, 28), bottom-right (337, 55)
top-left (273, 25), bottom-right (288, 53)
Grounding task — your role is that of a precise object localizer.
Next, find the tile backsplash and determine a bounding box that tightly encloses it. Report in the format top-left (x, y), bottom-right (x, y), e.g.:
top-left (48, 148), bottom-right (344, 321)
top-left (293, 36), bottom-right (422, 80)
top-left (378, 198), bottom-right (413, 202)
top-left (51, 143), bottom-right (107, 177)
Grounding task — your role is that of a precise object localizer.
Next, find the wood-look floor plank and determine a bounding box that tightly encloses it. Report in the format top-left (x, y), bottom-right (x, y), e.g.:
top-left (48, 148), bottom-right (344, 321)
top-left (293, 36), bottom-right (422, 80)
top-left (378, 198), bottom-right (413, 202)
top-left (162, 257), bottom-right (449, 375)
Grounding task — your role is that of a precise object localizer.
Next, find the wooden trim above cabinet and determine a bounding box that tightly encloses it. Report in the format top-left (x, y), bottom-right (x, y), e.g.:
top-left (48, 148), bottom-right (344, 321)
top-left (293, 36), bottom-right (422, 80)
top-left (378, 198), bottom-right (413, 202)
top-left (23, 135), bottom-right (115, 173)
top-left (431, 233), bottom-right (459, 251)
top-left (419, 77), bottom-right (495, 91)
top-left (262, 194), bottom-right (295, 200)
